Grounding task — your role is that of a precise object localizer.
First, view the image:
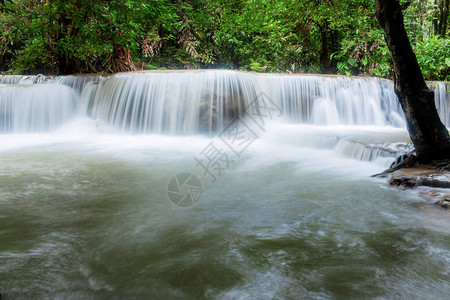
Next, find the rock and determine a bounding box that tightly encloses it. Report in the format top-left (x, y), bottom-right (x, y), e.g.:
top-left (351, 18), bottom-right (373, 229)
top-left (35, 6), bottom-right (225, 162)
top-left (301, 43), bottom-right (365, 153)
top-left (418, 189), bottom-right (450, 208)
top-left (197, 87), bottom-right (245, 134)
top-left (388, 175), bottom-right (419, 188)
top-left (388, 166), bottom-right (450, 189)
top-left (435, 198), bottom-right (450, 209)
top-left (421, 174), bottom-right (450, 188)
top-left (386, 164), bottom-right (450, 209)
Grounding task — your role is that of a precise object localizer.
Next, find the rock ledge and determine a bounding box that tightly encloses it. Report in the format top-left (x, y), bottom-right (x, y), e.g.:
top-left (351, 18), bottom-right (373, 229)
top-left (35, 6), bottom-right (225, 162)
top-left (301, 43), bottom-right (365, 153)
top-left (388, 166), bottom-right (450, 208)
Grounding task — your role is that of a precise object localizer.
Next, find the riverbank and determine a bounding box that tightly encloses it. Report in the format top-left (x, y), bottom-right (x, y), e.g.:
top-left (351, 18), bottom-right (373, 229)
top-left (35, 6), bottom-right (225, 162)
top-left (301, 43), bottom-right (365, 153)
top-left (388, 164), bottom-right (450, 208)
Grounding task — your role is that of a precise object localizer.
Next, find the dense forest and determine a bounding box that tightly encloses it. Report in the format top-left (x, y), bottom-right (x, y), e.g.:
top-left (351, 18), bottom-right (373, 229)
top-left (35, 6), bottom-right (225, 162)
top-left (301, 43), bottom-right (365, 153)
top-left (0, 0), bottom-right (449, 79)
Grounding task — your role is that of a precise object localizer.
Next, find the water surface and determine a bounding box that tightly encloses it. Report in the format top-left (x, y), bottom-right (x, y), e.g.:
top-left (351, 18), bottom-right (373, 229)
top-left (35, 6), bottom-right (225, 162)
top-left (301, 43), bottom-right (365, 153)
top-left (0, 126), bottom-right (448, 299)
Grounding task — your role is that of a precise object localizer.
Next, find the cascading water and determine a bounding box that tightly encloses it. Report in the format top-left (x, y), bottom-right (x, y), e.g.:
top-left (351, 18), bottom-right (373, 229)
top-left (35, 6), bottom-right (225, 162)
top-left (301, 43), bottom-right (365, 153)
top-left (0, 70), bottom-right (448, 161)
top-left (263, 74), bottom-right (405, 127)
top-left (0, 84), bottom-right (77, 133)
top-left (0, 70), bottom-right (449, 299)
top-left (56, 75), bottom-right (102, 95)
top-left (82, 71), bottom-right (256, 134)
top-left (432, 81), bottom-right (450, 126)
top-left (0, 74), bottom-right (47, 84)
top-left (0, 70), bottom-right (447, 135)
top-left (82, 72), bottom-right (409, 134)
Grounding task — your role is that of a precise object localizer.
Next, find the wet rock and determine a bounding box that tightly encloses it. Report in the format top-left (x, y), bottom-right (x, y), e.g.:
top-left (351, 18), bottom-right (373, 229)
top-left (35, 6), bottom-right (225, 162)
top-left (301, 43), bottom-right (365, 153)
top-left (418, 189), bottom-right (450, 209)
top-left (197, 86), bottom-right (245, 134)
top-left (389, 165), bottom-right (450, 209)
top-left (389, 166), bottom-right (450, 189)
top-left (388, 175), bottom-right (419, 188)
top-left (421, 174), bottom-right (450, 188)
top-left (198, 100), bottom-right (217, 133)
top-left (435, 198), bottom-right (450, 208)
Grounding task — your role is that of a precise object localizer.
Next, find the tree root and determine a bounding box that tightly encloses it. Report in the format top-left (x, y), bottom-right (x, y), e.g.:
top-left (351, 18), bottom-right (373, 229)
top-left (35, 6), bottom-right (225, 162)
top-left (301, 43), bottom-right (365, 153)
top-left (371, 153), bottom-right (418, 178)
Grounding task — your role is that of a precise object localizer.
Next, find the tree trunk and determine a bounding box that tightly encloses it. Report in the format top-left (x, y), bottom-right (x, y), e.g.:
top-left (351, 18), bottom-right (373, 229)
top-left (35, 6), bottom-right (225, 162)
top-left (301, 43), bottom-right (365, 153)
top-left (319, 22), bottom-right (330, 73)
top-left (376, 0), bottom-right (450, 162)
top-left (55, 9), bottom-right (78, 75)
top-left (108, 44), bottom-right (137, 73)
top-left (56, 53), bottom-right (75, 75)
top-left (434, 0), bottom-right (450, 37)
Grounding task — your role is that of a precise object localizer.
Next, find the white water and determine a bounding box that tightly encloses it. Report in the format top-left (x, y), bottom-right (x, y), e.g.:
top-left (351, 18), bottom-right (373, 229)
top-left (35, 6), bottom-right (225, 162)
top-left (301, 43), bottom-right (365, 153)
top-left (1, 71), bottom-right (448, 136)
top-left (81, 72), bottom-right (410, 134)
top-left (0, 84), bottom-right (77, 133)
top-left (81, 71), bottom-right (268, 134)
top-left (0, 70), bottom-right (446, 162)
top-left (433, 81), bottom-right (450, 126)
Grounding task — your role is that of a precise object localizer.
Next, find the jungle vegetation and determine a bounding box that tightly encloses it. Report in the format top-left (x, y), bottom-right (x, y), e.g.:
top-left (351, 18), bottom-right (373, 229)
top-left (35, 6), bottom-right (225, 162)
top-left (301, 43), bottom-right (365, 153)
top-left (0, 0), bottom-right (449, 79)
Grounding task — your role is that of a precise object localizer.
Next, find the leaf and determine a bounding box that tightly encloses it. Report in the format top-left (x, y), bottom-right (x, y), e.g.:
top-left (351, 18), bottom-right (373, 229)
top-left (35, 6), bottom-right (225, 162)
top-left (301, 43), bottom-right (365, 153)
top-left (361, 57), bottom-right (368, 66)
top-left (445, 58), bottom-right (450, 67)
top-left (348, 59), bottom-right (357, 67)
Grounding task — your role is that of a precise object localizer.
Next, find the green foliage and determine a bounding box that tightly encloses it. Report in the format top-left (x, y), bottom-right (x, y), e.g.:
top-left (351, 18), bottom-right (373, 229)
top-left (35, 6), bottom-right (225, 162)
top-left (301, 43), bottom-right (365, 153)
top-left (0, 0), bottom-right (180, 74)
top-left (0, 0), bottom-right (449, 79)
top-left (415, 35), bottom-right (450, 81)
top-left (10, 39), bottom-right (53, 74)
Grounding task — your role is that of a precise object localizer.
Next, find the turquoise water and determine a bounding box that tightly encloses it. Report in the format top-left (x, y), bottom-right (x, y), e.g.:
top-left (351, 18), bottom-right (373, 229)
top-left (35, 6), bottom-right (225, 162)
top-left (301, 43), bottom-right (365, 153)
top-left (0, 126), bottom-right (449, 299)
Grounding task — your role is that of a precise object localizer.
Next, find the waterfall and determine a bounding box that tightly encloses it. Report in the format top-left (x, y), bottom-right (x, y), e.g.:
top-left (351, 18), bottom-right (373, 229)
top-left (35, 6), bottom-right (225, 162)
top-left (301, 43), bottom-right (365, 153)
top-left (82, 71), bottom-right (259, 134)
top-left (0, 74), bottom-right (48, 84)
top-left (432, 81), bottom-right (450, 126)
top-left (0, 70), bottom-right (448, 134)
top-left (311, 98), bottom-right (340, 125)
top-left (0, 84), bottom-right (77, 133)
top-left (82, 72), bottom-right (413, 134)
top-left (56, 75), bottom-right (102, 95)
top-left (262, 74), bottom-right (404, 127)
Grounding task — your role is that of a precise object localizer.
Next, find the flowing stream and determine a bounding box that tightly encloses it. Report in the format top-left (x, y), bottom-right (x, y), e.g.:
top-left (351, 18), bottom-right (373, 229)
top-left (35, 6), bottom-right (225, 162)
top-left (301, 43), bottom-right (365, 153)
top-left (0, 71), bottom-right (449, 299)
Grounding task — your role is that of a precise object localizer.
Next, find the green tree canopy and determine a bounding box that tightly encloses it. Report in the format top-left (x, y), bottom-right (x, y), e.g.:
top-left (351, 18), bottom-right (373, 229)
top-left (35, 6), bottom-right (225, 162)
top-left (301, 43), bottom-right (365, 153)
top-left (0, 0), bottom-right (449, 79)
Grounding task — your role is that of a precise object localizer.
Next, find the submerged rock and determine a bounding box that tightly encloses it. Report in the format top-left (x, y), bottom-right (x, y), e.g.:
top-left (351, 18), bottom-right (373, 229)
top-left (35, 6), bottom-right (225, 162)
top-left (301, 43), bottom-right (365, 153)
top-left (435, 198), bottom-right (450, 208)
top-left (197, 86), bottom-right (246, 133)
top-left (418, 189), bottom-right (450, 209)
